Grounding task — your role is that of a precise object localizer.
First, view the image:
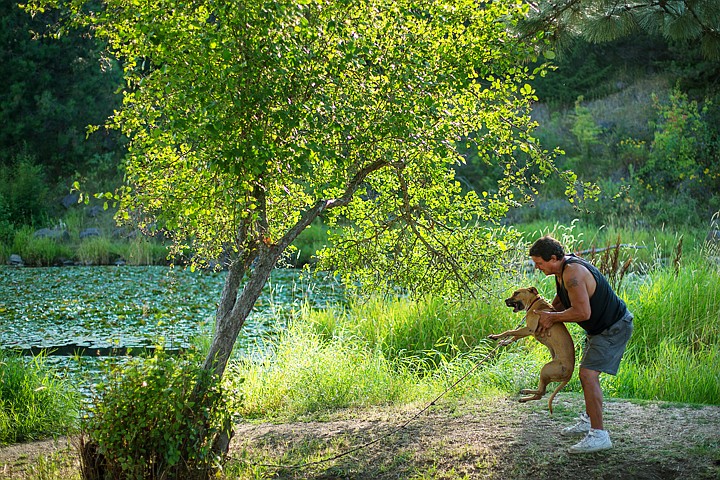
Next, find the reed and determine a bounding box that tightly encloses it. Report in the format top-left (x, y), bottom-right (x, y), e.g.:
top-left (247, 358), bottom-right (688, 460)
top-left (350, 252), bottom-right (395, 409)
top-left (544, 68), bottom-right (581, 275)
top-left (76, 236), bottom-right (117, 265)
top-left (515, 219), bottom-right (705, 270)
top-left (612, 340), bottom-right (720, 404)
top-left (306, 294), bottom-right (508, 367)
top-left (117, 237), bottom-right (169, 265)
top-left (11, 227), bottom-right (74, 267)
top-left (626, 261), bottom-right (720, 359)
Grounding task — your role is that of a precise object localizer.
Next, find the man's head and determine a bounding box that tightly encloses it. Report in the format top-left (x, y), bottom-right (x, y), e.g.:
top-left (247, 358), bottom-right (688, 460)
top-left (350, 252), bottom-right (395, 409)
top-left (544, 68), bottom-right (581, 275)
top-left (529, 236), bottom-right (566, 276)
top-left (529, 235), bottom-right (565, 261)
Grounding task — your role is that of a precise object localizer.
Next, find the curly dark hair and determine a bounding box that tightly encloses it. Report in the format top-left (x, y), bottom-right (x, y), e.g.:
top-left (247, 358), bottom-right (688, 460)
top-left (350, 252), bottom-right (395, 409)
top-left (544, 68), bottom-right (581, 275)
top-left (529, 235), bottom-right (566, 261)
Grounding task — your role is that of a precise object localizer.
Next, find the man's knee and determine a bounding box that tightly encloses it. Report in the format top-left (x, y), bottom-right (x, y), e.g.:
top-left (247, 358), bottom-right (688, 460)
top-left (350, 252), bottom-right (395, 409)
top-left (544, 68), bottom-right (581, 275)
top-left (579, 367), bottom-right (600, 385)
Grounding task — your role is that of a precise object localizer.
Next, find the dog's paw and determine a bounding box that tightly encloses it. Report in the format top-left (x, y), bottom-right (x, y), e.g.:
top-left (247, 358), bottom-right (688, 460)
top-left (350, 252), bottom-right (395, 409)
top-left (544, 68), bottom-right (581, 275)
top-left (488, 334), bottom-right (500, 341)
top-left (499, 338), bottom-right (513, 346)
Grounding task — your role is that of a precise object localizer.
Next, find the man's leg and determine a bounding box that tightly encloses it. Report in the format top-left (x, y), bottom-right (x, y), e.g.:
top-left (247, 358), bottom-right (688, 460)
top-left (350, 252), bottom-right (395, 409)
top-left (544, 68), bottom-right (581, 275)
top-left (567, 367), bottom-right (612, 453)
top-left (579, 367), bottom-right (603, 430)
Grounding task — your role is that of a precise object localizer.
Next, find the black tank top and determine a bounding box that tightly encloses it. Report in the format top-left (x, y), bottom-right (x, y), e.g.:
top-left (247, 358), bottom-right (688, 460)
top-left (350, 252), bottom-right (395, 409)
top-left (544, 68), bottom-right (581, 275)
top-left (556, 255), bottom-right (628, 335)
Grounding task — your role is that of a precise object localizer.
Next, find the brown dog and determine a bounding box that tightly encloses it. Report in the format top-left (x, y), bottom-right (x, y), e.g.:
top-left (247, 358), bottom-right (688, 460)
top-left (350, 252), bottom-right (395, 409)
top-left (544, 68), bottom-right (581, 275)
top-left (488, 287), bottom-right (575, 414)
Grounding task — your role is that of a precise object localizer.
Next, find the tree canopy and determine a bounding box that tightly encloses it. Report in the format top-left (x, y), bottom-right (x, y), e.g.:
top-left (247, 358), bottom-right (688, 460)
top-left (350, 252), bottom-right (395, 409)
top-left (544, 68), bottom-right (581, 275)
top-left (520, 0), bottom-right (720, 60)
top-left (1, 2), bottom-right (122, 178)
top-left (27, 0), bottom-right (572, 296)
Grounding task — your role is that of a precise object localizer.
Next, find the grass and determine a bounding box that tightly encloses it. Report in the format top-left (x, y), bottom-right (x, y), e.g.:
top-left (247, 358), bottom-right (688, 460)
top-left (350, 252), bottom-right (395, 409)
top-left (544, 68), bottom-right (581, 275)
top-left (0, 352), bottom-right (79, 445)
top-left (514, 218), bottom-right (707, 270)
top-left (229, 323), bottom-right (427, 419)
top-left (1, 214), bottom-right (324, 267)
top-left (3, 222), bottom-right (719, 478)
top-left (2, 224), bottom-right (170, 267)
top-left (18, 449), bottom-right (81, 480)
top-left (223, 245), bottom-right (720, 419)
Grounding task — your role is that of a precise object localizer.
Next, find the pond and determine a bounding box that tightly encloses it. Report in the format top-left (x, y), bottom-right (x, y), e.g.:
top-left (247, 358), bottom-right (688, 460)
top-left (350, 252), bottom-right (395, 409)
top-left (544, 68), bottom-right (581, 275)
top-left (0, 265), bottom-right (344, 393)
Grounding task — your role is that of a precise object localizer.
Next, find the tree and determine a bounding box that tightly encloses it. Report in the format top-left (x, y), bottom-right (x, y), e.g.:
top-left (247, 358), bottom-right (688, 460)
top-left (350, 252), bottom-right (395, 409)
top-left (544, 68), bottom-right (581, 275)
top-left (519, 0), bottom-right (720, 60)
top-left (26, 0), bottom-right (574, 467)
top-left (0, 2), bottom-right (122, 179)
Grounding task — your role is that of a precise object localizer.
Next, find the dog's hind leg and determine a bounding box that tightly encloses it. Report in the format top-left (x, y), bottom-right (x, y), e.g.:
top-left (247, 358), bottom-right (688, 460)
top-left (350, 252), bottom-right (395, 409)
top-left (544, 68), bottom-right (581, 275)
top-left (519, 375), bottom-right (548, 402)
top-left (519, 359), bottom-right (562, 402)
top-left (519, 388), bottom-right (546, 401)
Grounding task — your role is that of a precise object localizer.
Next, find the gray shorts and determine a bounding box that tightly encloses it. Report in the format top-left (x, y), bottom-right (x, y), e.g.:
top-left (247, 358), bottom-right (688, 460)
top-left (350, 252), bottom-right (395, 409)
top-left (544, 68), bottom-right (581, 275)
top-left (580, 311), bottom-right (634, 375)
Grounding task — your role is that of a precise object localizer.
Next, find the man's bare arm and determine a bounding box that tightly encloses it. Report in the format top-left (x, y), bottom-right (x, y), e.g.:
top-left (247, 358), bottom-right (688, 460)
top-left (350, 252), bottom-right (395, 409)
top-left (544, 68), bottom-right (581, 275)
top-left (537, 264), bottom-right (593, 332)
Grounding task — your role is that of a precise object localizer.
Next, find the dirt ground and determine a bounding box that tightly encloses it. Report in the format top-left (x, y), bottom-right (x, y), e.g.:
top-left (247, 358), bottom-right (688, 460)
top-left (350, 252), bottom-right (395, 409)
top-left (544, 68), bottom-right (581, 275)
top-left (2, 394), bottom-right (719, 479)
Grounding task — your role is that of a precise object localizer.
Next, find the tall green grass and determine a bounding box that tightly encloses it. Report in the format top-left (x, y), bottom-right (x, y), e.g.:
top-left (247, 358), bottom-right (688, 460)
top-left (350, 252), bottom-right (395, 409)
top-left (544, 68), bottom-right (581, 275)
top-left (114, 237), bottom-right (169, 265)
top-left (229, 323), bottom-right (427, 419)
top-left (226, 286), bottom-right (583, 420)
top-left (610, 259), bottom-right (720, 404)
top-left (226, 250), bottom-right (720, 420)
top-left (11, 227), bottom-right (74, 266)
top-left (514, 218), bottom-right (706, 270)
top-left (0, 352), bottom-right (79, 445)
top-left (2, 219), bottom-right (170, 266)
top-left (613, 341), bottom-right (719, 404)
top-left (76, 236), bottom-right (117, 265)
top-left (307, 295), bottom-right (508, 368)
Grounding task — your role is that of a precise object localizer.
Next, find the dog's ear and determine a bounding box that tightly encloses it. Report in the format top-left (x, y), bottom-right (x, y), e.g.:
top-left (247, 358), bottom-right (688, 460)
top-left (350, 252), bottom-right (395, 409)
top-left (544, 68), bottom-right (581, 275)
top-left (529, 286), bottom-right (538, 295)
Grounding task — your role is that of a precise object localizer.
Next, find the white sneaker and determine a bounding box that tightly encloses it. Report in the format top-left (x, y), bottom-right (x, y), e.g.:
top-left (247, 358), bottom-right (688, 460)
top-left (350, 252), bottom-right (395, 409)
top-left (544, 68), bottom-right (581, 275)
top-left (561, 412), bottom-right (591, 436)
top-left (568, 429), bottom-right (613, 454)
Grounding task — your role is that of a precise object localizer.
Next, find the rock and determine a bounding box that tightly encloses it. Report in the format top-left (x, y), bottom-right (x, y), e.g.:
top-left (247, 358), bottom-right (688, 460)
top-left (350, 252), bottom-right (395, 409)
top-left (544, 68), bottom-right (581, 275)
top-left (33, 228), bottom-right (70, 241)
top-left (80, 228), bottom-right (102, 239)
top-left (61, 193), bottom-right (80, 209)
top-left (8, 254), bottom-right (24, 266)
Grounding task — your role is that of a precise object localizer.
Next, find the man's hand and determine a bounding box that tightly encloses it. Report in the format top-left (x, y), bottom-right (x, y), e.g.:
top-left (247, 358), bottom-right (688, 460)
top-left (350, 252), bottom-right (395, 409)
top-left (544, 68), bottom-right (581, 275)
top-left (536, 311), bottom-right (555, 336)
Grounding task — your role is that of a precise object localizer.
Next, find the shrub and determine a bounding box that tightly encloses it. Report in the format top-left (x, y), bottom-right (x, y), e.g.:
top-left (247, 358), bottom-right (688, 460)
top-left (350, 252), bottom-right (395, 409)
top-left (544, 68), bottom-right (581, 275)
top-left (0, 194), bottom-right (14, 246)
top-left (0, 150), bottom-right (49, 225)
top-left (82, 352), bottom-right (229, 480)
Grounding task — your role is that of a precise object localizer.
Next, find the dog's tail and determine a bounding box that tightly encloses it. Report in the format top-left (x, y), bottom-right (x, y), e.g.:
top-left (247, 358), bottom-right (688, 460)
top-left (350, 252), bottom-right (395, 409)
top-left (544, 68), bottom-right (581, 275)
top-left (547, 380), bottom-right (569, 415)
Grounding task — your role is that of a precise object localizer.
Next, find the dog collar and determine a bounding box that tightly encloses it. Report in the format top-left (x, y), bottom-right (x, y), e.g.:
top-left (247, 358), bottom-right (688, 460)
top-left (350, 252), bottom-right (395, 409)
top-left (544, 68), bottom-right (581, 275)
top-left (526, 296), bottom-right (542, 311)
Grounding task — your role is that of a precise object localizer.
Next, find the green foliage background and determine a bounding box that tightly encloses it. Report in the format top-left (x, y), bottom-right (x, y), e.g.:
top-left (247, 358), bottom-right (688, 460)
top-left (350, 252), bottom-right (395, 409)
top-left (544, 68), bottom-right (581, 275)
top-left (1, 3), bottom-right (720, 265)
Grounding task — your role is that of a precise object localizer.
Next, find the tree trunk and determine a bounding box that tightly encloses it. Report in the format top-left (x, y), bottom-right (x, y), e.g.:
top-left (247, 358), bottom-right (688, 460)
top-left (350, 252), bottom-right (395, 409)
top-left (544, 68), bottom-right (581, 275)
top-left (197, 202), bottom-right (332, 456)
top-left (195, 169), bottom-right (386, 457)
top-left (202, 248), bottom-right (278, 377)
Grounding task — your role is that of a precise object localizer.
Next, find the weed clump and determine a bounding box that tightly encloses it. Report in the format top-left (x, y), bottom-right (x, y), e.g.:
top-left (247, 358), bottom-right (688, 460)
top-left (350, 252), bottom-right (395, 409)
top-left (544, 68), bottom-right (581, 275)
top-left (80, 352), bottom-right (230, 480)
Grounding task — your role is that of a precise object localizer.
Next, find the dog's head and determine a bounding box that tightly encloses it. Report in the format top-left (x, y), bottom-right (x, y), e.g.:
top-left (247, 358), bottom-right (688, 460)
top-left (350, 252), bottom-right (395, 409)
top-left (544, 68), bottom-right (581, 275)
top-left (504, 287), bottom-right (540, 313)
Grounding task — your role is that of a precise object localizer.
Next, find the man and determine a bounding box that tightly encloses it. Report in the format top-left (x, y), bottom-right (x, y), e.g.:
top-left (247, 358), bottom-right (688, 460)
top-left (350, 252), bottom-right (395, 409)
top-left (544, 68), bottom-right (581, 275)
top-left (530, 235), bottom-right (634, 454)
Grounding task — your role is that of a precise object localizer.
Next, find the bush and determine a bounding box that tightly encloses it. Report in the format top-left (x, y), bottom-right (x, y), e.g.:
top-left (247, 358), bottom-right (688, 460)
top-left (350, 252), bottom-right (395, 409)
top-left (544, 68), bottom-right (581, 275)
top-left (0, 150), bottom-right (49, 225)
top-left (0, 194), bottom-right (14, 254)
top-left (0, 351), bottom-right (79, 445)
top-left (82, 352), bottom-right (229, 480)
